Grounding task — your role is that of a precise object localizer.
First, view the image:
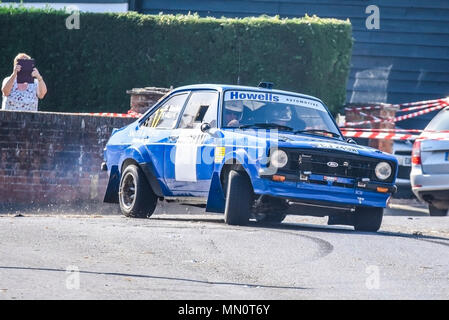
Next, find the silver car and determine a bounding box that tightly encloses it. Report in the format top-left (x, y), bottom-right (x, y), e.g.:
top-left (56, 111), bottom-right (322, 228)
top-left (411, 106), bottom-right (449, 216)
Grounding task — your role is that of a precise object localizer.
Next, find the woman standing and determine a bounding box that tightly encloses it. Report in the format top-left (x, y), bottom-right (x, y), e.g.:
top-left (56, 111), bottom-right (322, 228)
top-left (1, 53), bottom-right (47, 111)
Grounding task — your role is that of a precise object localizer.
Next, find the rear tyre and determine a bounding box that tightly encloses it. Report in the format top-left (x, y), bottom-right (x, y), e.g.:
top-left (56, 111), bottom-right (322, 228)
top-left (428, 204), bottom-right (448, 216)
top-left (224, 170), bottom-right (253, 226)
top-left (119, 164), bottom-right (157, 218)
top-left (353, 207), bottom-right (383, 232)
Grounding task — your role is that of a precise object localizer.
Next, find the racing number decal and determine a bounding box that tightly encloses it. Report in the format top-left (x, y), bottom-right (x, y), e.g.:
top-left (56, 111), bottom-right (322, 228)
top-left (174, 132), bottom-right (208, 182)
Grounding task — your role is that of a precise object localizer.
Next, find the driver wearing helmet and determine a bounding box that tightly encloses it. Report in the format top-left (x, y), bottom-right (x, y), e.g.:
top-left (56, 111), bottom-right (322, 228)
top-left (224, 101), bottom-right (244, 127)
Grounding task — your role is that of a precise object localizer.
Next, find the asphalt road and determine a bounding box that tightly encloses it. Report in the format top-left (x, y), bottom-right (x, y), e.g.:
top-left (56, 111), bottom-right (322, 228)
top-left (0, 203), bottom-right (448, 300)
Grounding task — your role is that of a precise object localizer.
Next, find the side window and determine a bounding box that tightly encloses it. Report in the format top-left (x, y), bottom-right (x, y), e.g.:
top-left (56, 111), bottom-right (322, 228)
top-left (143, 93), bottom-right (188, 129)
top-left (178, 91), bottom-right (218, 129)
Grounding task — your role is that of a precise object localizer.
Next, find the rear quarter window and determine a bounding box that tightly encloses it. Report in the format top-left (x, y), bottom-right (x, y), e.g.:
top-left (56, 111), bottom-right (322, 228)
top-left (425, 109), bottom-right (449, 131)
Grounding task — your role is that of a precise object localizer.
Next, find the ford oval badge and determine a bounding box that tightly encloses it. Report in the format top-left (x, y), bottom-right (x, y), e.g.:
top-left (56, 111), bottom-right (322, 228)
top-left (327, 161), bottom-right (339, 168)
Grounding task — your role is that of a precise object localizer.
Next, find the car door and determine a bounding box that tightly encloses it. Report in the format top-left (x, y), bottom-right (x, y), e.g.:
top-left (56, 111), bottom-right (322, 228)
top-left (138, 92), bottom-right (189, 193)
top-left (164, 90), bottom-right (219, 195)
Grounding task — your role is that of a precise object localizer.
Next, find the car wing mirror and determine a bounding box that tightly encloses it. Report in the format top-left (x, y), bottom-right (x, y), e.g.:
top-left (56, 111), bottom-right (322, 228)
top-left (201, 123), bottom-right (223, 138)
top-left (201, 122), bottom-right (211, 133)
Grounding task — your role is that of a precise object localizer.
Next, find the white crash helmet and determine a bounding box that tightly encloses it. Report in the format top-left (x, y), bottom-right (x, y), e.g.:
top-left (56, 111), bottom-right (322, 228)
top-left (273, 106), bottom-right (292, 122)
top-left (225, 101), bottom-right (244, 113)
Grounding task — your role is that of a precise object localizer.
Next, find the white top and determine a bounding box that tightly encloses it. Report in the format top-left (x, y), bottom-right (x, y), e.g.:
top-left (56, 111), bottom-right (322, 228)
top-left (1, 77), bottom-right (39, 111)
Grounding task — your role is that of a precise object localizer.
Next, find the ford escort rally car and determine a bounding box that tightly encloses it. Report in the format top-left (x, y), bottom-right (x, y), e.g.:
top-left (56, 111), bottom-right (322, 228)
top-left (102, 83), bottom-right (398, 232)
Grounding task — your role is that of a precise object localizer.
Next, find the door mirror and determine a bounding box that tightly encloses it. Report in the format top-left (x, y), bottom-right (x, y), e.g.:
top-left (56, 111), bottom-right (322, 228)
top-left (346, 138), bottom-right (357, 144)
top-left (201, 122), bottom-right (211, 133)
top-left (200, 122), bottom-right (223, 138)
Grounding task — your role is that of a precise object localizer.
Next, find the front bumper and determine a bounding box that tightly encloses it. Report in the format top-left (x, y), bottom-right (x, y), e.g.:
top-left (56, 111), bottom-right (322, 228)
top-left (254, 172), bottom-right (395, 208)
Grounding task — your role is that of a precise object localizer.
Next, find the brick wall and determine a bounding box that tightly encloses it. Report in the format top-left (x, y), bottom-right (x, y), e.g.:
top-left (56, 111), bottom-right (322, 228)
top-left (0, 110), bottom-right (134, 207)
top-left (127, 87), bottom-right (171, 114)
top-left (345, 104), bottom-right (399, 154)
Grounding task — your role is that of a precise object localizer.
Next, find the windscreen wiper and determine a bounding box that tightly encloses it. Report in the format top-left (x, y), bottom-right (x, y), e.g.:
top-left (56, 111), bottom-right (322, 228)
top-left (294, 129), bottom-right (341, 138)
top-left (238, 123), bottom-right (294, 132)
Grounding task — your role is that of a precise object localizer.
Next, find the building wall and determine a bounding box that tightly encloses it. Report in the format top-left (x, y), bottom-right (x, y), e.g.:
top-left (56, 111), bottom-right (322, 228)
top-left (0, 110), bottom-right (133, 206)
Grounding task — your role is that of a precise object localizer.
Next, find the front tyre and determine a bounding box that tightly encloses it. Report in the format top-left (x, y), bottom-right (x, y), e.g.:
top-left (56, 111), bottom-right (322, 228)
top-left (353, 207), bottom-right (383, 232)
top-left (119, 164), bottom-right (157, 218)
top-left (224, 170), bottom-right (253, 226)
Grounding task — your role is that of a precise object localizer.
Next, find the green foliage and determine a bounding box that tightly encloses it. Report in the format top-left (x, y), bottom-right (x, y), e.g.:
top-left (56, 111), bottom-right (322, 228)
top-left (0, 7), bottom-right (352, 113)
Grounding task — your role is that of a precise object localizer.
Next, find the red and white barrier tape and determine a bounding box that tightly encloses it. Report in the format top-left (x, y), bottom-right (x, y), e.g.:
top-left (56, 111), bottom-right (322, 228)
top-left (340, 128), bottom-right (449, 141)
top-left (344, 100), bottom-right (449, 127)
top-left (341, 128), bottom-right (424, 133)
top-left (79, 110), bottom-right (142, 118)
top-left (397, 101), bottom-right (444, 112)
top-left (393, 102), bottom-right (449, 123)
top-left (416, 131), bottom-right (449, 141)
top-left (355, 111), bottom-right (381, 121)
top-left (390, 98), bottom-right (446, 109)
top-left (345, 105), bottom-right (382, 112)
top-left (345, 97), bottom-right (448, 112)
top-left (75, 105), bottom-right (449, 143)
top-left (341, 130), bottom-right (419, 141)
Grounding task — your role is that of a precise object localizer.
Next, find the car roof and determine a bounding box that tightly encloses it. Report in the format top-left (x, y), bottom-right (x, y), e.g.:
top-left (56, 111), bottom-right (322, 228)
top-left (172, 83), bottom-right (325, 104)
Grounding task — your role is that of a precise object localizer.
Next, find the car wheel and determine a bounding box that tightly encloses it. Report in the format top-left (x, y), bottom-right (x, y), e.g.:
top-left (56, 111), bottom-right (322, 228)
top-left (353, 207), bottom-right (383, 232)
top-left (224, 170), bottom-right (253, 225)
top-left (254, 212), bottom-right (286, 224)
top-left (119, 164), bottom-right (157, 218)
top-left (428, 205), bottom-right (448, 216)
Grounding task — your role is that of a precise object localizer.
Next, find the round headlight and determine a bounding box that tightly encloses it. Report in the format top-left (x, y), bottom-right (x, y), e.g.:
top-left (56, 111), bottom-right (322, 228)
top-left (375, 162), bottom-right (392, 180)
top-left (270, 149), bottom-right (288, 168)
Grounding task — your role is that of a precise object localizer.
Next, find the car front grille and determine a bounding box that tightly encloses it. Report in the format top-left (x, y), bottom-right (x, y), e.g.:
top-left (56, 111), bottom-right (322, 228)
top-left (279, 148), bottom-right (396, 183)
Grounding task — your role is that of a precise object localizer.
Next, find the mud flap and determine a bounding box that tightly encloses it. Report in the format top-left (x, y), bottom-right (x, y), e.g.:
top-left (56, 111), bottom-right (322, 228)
top-left (205, 172), bottom-right (226, 213)
top-left (103, 165), bottom-right (120, 203)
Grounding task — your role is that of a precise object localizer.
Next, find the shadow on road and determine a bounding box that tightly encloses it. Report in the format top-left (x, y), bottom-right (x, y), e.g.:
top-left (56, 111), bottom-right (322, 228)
top-left (0, 266), bottom-right (310, 291)
top-left (152, 216), bottom-right (449, 246)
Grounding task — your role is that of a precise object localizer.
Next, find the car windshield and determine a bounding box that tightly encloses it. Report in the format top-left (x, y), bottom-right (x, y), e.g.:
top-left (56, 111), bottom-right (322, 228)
top-left (425, 108), bottom-right (449, 131)
top-left (222, 90), bottom-right (342, 139)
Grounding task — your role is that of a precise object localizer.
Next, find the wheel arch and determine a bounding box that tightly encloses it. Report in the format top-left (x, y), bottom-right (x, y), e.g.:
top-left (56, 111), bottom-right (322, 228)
top-left (117, 146), bottom-right (165, 198)
top-left (120, 158), bottom-right (164, 198)
top-left (219, 159), bottom-right (253, 193)
top-left (205, 157), bottom-right (255, 214)
top-left (121, 158), bottom-right (139, 172)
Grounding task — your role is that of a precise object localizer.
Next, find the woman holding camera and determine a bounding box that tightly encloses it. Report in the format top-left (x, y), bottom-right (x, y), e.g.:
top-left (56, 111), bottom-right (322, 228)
top-left (1, 53), bottom-right (47, 111)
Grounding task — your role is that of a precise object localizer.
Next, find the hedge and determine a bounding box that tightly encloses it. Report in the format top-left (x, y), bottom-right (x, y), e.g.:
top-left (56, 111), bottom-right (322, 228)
top-left (0, 7), bottom-right (353, 113)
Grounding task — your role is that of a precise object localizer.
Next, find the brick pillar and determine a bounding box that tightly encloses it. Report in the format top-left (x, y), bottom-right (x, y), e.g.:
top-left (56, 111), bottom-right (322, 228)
top-left (345, 104), bottom-right (399, 154)
top-left (126, 87), bottom-right (171, 114)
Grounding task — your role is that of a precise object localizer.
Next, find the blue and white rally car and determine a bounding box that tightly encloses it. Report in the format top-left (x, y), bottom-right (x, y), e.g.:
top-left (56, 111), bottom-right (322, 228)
top-left (102, 83), bottom-right (398, 232)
